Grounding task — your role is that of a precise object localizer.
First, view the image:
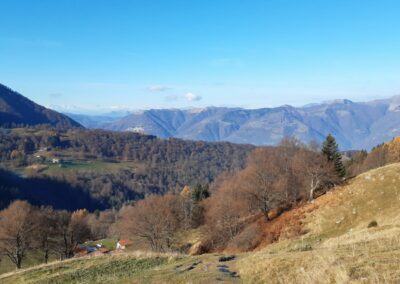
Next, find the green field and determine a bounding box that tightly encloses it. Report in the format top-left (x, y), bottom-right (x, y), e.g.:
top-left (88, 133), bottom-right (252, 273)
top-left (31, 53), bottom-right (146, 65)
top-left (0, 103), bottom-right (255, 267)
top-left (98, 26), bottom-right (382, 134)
top-left (42, 160), bottom-right (138, 174)
top-left (84, 239), bottom-right (118, 250)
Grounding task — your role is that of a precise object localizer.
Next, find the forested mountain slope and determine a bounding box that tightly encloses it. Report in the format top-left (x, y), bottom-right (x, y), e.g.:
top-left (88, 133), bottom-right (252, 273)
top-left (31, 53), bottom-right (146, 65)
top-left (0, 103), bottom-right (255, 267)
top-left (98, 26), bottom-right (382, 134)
top-left (0, 128), bottom-right (253, 209)
top-left (0, 83), bottom-right (81, 129)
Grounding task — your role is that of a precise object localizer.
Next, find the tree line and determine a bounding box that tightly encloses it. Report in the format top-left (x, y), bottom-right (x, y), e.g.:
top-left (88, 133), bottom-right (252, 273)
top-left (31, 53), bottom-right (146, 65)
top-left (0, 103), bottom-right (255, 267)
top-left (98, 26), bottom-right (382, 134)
top-left (346, 136), bottom-right (400, 176)
top-left (0, 200), bottom-right (116, 269)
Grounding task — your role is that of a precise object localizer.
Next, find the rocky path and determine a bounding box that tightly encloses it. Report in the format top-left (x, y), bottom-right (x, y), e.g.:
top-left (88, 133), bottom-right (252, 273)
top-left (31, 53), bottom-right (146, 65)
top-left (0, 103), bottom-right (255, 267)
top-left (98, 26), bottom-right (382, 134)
top-left (174, 254), bottom-right (240, 283)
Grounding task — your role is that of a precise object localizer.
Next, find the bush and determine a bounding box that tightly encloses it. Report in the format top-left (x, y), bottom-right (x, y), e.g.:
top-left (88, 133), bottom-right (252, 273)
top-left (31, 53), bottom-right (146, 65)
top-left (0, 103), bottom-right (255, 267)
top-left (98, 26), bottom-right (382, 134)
top-left (367, 220), bottom-right (378, 228)
top-left (225, 222), bottom-right (263, 252)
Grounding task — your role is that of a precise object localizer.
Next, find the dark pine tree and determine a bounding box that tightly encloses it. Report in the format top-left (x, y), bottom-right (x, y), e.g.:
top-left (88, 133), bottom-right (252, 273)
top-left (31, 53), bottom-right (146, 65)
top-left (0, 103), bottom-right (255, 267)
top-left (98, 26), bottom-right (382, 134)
top-left (191, 183), bottom-right (210, 203)
top-left (322, 134), bottom-right (346, 178)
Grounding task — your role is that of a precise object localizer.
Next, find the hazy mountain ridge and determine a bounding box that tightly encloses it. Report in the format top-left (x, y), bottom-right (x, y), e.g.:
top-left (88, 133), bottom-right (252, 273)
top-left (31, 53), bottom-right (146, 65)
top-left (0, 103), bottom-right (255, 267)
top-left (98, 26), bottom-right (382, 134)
top-left (68, 96), bottom-right (400, 150)
top-left (0, 84), bottom-right (81, 129)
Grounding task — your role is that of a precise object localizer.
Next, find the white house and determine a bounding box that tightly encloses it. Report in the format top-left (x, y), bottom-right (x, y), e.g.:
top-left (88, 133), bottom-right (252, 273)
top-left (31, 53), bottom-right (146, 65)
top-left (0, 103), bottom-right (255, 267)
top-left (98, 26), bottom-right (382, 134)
top-left (116, 239), bottom-right (132, 250)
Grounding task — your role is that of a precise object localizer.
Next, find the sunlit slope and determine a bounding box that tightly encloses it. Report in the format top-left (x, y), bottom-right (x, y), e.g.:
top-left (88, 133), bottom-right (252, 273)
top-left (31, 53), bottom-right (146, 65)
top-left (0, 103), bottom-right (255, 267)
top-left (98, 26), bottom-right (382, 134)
top-left (2, 164), bottom-right (400, 284)
top-left (308, 163), bottom-right (400, 236)
top-left (0, 252), bottom-right (241, 284)
top-left (239, 163), bottom-right (400, 283)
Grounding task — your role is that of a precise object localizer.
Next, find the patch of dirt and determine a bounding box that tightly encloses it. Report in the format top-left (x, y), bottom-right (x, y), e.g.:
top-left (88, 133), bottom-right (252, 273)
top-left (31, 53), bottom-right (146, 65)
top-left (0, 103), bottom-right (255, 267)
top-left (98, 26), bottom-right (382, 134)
top-left (256, 189), bottom-right (348, 249)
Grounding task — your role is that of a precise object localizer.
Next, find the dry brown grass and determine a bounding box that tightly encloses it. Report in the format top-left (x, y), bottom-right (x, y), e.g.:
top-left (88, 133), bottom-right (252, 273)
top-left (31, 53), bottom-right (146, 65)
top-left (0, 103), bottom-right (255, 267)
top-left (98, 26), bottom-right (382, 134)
top-left (236, 163), bottom-right (400, 283)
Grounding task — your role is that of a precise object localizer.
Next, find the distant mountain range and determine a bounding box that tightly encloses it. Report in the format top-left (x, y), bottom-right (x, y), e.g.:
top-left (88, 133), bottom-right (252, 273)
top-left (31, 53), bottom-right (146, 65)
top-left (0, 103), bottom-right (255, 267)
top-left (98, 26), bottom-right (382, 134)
top-left (2, 82), bottom-right (400, 150)
top-left (67, 97), bottom-right (400, 150)
top-left (0, 84), bottom-right (81, 129)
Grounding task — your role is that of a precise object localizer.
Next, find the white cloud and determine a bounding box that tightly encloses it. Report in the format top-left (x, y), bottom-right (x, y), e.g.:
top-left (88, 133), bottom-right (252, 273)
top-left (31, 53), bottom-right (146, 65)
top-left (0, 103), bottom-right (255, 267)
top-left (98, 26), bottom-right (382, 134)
top-left (148, 85), bottom-right (171, 92)
top-left (184, 92), bottom-right (202, 102)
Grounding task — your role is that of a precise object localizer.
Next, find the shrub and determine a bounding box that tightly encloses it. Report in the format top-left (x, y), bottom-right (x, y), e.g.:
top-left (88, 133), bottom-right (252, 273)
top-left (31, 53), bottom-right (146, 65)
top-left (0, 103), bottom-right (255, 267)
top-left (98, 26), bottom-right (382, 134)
top-left (225, 222), bottom-right (263, 252)
top-left (367, 220), bottom-right (378, 228)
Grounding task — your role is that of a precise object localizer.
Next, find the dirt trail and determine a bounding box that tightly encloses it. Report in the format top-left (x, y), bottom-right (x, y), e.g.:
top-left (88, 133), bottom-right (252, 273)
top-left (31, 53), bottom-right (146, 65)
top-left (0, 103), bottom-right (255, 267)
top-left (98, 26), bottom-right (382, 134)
top-left (174, 255), bottom-right (241, 283)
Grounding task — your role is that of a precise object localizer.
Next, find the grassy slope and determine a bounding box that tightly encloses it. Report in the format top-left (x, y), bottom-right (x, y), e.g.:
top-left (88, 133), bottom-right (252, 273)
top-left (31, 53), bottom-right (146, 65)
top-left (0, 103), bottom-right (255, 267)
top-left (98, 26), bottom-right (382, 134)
top-left (0, 252), bottom-right (240, 284)
top-left (42, 160), bottom-right (139, 174)
top-left (2, 163), bottom-right (400, 283)
top-left (4, 129), bottom-right (143, 175)
top-left (237, 163), bottom-right (400, 283)
top-left (84, 239), bottom-right (118, 250)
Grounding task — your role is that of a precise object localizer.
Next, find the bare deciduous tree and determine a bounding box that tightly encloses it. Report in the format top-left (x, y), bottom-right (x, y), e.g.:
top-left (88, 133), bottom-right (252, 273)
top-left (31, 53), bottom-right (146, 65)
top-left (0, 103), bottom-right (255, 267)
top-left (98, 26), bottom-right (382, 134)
top-left (240, 148), bottom-right (286, 219)
top-left (293, 149), bottom-right (337, 201)
top-left (0, 200), bottom-right (37, 269)
top-left (118, 194), bottom-right (181, 252)
top-left (203, 174), bottom-right (247, 248)
top-left (86, 209), bottom-right (117, 240)
top-left (55, 210), bottom-right (91, 259)
top-left (35, 206), bottom-right (59, 264)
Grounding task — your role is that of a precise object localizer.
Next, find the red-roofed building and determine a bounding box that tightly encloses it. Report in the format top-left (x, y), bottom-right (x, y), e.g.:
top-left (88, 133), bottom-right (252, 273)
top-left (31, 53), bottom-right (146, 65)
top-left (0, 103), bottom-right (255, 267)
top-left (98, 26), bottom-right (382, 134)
top-left (116, 239), bottom-right (133, 250)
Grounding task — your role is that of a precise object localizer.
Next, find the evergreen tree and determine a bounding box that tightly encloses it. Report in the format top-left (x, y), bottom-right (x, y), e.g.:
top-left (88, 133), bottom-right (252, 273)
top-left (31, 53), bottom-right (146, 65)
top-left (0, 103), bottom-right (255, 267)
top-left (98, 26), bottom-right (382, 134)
top-left (321, 134), bottom-right (346, 177)
top-left (191, 183), bottom-right (210, 202)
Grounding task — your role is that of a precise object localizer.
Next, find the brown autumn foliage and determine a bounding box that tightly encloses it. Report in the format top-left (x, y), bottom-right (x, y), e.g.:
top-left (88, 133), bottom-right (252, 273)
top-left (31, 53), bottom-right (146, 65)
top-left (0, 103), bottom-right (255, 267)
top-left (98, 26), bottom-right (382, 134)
top-left (35, 206), bottom-right (60, 264)
top-left (202, 141), bottom-right (339, 251)
top-left (0, 201), bottom-right (110, 269)
top-left (225, 220), bottom-right (264, 253)
top-left (0, 200), bottom-right (36, 268)
top-left (117, 194), bottom-right (182, 252)
top-left (0, 128), bottom-right (252, 210)
top-left (86, 210), bottom-right (117, 240)
top-left (346, 137), bottom-right (400, 177)
top-left (37, 209), bottom-right (92, 260)
top-left (64, 210), bottom-right (92, 257)
top-left (202, 173), bottom-right (248, 250)
top-left (386, 137), bottom-right (400, 162)
top-left (292, 148), bottom-right (339, 201)
top-left (180, 186), bottom-right (195, 230)
top-left (360, 145), bottom-right (388, 173)
top-left (239, 148), bottom-right (288, 218)
top-left (345, 150), bottom-right (368, 177)
top-left (0, 136), bottom-right (353, 265)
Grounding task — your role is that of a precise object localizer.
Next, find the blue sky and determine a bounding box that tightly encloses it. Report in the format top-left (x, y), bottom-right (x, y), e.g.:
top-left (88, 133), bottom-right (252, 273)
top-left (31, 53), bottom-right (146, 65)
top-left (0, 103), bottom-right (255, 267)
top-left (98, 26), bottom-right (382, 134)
top-left (1, 0), bottom-right (400, 112)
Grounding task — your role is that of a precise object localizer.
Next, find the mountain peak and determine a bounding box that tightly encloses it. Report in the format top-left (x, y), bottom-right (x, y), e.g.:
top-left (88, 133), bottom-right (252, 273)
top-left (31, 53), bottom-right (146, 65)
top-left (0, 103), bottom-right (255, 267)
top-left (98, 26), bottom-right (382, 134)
top-left (323, 98), bottom-right (354, 105)
top-left (0, 83), bottom-right (82, 129)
